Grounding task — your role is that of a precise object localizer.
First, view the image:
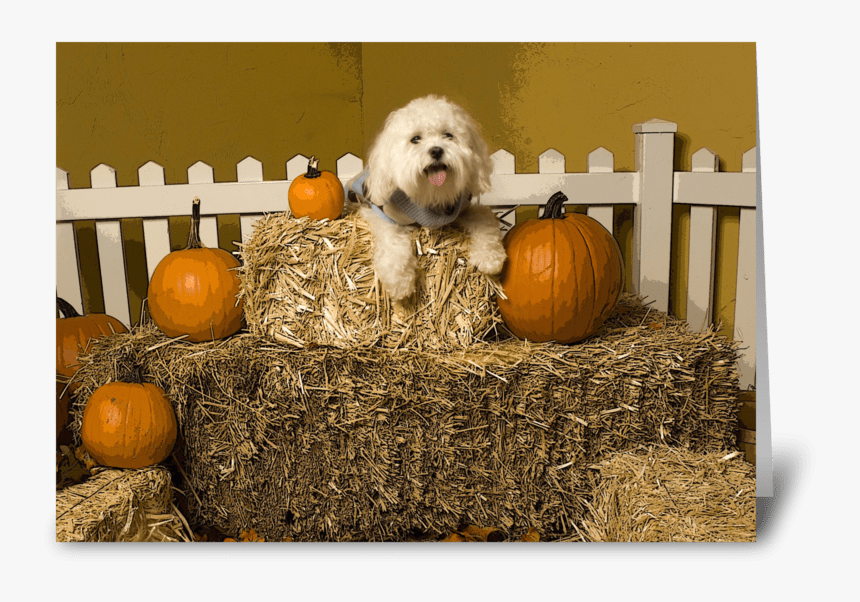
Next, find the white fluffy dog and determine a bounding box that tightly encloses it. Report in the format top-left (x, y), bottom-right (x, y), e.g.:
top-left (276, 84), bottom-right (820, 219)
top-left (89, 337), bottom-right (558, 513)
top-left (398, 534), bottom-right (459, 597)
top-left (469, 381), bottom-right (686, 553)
top-left (347, 94), bottom-right (506, 302)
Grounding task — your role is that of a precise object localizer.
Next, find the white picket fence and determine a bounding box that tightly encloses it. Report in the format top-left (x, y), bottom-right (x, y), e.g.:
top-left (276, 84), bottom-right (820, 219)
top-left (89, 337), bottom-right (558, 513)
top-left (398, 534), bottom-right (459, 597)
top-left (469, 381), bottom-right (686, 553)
top-left (56, 118), bottom-right (757, 388)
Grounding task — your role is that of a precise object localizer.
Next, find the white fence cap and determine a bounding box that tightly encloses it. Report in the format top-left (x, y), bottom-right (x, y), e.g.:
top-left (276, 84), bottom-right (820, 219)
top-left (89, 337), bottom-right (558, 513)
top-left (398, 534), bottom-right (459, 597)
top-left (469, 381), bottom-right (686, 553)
top-left (633, 118), bottom-right (678, 134)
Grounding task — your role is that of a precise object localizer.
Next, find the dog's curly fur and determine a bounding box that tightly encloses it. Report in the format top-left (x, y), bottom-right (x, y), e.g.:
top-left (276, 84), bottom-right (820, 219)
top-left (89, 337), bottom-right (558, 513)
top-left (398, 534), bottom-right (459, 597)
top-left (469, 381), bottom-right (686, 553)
top-left (360, 94), bottom-right (507, 302)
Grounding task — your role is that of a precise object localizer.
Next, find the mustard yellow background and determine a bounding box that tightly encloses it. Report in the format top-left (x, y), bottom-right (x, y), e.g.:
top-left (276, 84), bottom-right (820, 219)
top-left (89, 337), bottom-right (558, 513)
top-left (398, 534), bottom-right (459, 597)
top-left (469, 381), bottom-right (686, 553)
top-left (57, 43), bottom-right (756, 188)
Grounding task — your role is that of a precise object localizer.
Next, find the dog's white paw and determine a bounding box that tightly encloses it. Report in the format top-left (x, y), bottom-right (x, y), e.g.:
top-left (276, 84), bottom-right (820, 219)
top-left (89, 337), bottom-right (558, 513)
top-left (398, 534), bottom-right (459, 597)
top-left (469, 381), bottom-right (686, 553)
top-left (382, 271), bottom-right (417, 302)
top-left (469, 242), bottom-right (508, 275)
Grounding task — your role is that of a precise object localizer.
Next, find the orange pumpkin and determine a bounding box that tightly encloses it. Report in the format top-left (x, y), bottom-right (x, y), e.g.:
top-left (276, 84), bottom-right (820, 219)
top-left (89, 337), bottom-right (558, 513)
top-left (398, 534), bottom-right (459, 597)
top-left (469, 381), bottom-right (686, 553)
top-left (147, 198), bottom-right (245, 342)
top-left (81, 376), bottom-right (178, 469)
top-left (497, 191), bottom-right (624, 344)
top-left (57, 297), bottom-right (128, 384)
top-left (288, 156), bottom-right (344, 220)
top-left (56, 297), bottom-right (128, 439)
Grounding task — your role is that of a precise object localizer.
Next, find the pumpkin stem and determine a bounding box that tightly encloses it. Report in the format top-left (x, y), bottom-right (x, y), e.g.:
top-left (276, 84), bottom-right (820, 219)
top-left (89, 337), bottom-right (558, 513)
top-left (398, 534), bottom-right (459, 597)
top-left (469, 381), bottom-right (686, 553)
top-left (185, 197), bottom-right (205, 249)
top-left (57, 296), bottom-right (80, 319)
top-left (540, 192), bottom-right (568, 220)
top-left (304, 156), bottom-right (322, 179)
top-left (120, 364), bottom-right (145, 385)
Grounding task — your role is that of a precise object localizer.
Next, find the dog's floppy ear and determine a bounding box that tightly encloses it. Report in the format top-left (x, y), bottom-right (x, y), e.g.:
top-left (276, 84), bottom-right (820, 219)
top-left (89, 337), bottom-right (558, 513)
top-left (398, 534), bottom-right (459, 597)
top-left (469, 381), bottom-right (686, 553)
top-left (365, 112), bottom-right (401, 203)
top-left (462, 112), bottom-right (494, 197)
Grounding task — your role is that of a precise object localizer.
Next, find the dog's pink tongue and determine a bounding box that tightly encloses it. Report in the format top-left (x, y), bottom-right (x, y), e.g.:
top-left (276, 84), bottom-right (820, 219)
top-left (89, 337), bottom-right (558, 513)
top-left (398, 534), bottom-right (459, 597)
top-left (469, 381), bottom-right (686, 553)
top-left (428, 170), bottom-right (447, 186)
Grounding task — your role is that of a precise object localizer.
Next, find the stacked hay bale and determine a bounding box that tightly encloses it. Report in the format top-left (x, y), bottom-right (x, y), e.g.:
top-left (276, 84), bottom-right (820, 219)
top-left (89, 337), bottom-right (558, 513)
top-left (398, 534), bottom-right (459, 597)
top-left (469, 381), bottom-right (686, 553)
top-left (237, 209), bottom-right (507, 350)
top-left (69, 227), bottom-right (742, 542)
top-left (580, 445), bottom-right (756, 542)
top-left (56, 466), bottom-right (191, 542)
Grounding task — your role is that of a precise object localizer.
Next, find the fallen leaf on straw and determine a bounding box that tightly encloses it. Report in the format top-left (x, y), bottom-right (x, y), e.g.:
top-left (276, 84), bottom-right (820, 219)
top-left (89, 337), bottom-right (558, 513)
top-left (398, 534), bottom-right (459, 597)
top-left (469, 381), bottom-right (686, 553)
top-left (239, 528), bottom-right (265, 542)
top-left (461, 524), bottom-right (505, 542)
top-left (73, 445), bottom-right (99, 471)
top-left (441, 525), bottom-right (504, 542)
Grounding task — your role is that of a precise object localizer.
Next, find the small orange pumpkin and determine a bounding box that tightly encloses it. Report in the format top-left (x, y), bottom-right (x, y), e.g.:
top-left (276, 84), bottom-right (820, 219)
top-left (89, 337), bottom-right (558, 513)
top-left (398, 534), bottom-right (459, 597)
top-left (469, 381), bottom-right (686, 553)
top-left (288, 156), bottom-right (344, 220)
top-left (56, 296), bottom-right (128, 439)
top-left (81, 372), bottom-right (178, 469)
top-left (57, 297), bottom-right (128, 384)
top-left (497, 191), bottom-right (624, 344)
top-left (147, 198), bottom-right (245, 342)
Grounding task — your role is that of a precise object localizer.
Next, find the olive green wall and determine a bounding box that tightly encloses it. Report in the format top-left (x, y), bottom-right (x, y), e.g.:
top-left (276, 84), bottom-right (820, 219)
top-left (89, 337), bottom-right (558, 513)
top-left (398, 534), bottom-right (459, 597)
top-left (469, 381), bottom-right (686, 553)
top-left (57, 43), bottom-right (364, 187)
top-left (57, 42), bottom-right (755, 188)
top-left (361, 42), bottom-right (755, 173)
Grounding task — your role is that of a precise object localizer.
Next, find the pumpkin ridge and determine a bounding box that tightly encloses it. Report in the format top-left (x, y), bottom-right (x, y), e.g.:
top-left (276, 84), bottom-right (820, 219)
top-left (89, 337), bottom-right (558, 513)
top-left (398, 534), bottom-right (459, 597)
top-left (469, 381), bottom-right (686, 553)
top-left (122, 384), bottom-right (134, 462)
top-left (521, 225), bottom-right (551, 340)
top-left (143, 384), bottom-right (156, 460)
top-left (550, 217), bottom-right (557, 341)
top-left (555, 216), bottom-right (582, 342)
top-left (594, 218), bottom-right (623, 322)
top-left (570, 217), bottom-right (599, 338)
top-left (599, 222), bottom-right (624, 321)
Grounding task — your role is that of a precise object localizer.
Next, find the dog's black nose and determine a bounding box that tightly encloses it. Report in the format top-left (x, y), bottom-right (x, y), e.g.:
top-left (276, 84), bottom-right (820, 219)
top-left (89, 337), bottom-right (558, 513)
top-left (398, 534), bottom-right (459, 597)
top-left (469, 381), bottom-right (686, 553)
top-left (429, 146), bottom-right (444, 160)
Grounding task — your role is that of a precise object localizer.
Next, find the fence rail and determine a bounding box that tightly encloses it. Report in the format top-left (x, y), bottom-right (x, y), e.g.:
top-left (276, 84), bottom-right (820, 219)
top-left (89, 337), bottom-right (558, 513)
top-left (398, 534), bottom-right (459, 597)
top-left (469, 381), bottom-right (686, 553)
top-left (56, 117), bottom-right (757, 388)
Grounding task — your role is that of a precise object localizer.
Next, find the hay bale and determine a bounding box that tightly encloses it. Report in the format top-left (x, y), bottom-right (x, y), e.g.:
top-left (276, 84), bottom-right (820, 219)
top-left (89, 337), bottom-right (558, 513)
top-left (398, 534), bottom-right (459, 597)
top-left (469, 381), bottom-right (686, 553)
top-left (237, 208), bottom-right (507, 350)
top-left (56, 466), bottom-right (191, 542)
top-left (580, 445), bottom-right (756, 542)
top-left (68, 295), bottom-right (741, 542)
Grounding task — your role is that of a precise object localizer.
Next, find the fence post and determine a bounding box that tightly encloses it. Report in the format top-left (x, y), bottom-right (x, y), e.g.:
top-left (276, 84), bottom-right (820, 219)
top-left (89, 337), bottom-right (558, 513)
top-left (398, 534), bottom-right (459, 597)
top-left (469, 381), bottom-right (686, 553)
top-left (735, 147), bottom-right (758, 389)
top-left (586, 147), bottom-right (615, 235)
top-left (56, 168), bottom-right (85, 315)
top-left (632, 118), bottom-right (677, 313)
top-left (687, 148), bottom-right (719, 332)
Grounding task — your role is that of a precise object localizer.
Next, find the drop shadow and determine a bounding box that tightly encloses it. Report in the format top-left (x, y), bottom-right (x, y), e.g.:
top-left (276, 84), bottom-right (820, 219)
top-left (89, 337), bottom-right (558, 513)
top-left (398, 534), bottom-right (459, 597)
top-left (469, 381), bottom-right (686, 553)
top-left (756, 436), bottom-right (810, 542)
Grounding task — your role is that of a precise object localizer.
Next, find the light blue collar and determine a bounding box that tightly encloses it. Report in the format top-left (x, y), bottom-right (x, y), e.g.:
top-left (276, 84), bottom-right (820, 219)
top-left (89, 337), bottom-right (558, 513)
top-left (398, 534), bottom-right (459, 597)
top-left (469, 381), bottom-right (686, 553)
top-left (347, 167), bottom-right (470, 228)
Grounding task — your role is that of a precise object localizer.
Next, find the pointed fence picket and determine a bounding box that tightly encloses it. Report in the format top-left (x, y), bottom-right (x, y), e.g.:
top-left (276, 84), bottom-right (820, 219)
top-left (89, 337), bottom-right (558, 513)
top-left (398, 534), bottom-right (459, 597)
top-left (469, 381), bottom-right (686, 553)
top-left (56, 120), bottom-right (758, 388)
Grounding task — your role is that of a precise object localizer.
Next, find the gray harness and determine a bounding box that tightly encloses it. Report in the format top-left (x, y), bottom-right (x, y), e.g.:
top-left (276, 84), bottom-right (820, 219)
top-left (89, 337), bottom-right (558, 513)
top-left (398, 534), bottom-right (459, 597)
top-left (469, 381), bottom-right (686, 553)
top-left (346, 167), bottom-right (470, 229)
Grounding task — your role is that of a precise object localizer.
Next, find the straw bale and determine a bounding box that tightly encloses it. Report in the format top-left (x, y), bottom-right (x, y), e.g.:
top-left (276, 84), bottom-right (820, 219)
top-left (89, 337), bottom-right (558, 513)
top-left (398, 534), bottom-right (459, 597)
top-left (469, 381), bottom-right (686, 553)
top-left (56, 466), bottom-right (191, 542)
top-left (236, 207), bottom-right (507, 350)
top-left (68, 294), bottom-right (741, 542)
top-left (579, 445), bottom-right (756, 542)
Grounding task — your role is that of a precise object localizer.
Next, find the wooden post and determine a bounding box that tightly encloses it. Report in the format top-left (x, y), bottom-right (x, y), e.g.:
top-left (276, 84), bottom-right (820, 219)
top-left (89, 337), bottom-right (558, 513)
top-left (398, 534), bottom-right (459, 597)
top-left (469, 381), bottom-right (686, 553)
top-left (735, 147), bottom-right (758, 389)
top-left (633, 118), bottom-right (677, 313)
top-left (91, 164), bottom-right (132, 328)
top-left (186, 161), bottom-right (219, 248)
top-left (237, 156), bottom-right (264, 244)
top-left (586, 147), bottom-right (615, 235)
top-left (687, 148), bottom-right (719, 332)
top-left (56, 168), bottom-right (85, 315)
top-left (138, 161), bottom-right (171, 284)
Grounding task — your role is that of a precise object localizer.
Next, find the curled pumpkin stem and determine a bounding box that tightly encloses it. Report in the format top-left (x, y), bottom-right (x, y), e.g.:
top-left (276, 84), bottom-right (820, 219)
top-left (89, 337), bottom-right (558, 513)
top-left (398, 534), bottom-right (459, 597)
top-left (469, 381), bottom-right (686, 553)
top-left (540, 191), bottom-right (568, 220)
top-left (57, 296), bottom-right (80, 319)
top-left (185, 198), bottom-right (205, 249)
top-left (305, 156), bottom-right (322, 179)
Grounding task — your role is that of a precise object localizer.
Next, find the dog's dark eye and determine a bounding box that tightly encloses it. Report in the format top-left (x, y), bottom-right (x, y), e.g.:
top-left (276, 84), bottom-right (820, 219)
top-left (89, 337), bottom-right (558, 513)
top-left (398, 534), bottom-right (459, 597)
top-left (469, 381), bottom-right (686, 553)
top-left (444, 133), bottom-right (454, 139)
top-left (411, 136), bottom-right (421, 144)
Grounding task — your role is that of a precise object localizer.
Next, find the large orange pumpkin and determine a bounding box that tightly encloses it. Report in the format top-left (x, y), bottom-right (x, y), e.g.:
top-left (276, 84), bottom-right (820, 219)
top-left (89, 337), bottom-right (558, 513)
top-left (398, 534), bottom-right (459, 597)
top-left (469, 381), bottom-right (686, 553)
top-left (147, 198), bottom-right (245, 342)
top-left (81, 376), bottom-right (178, 469)
top-left (288, 156), bottom-right (344, 220)
top-left (497, 191), bottom-right (624, 344)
